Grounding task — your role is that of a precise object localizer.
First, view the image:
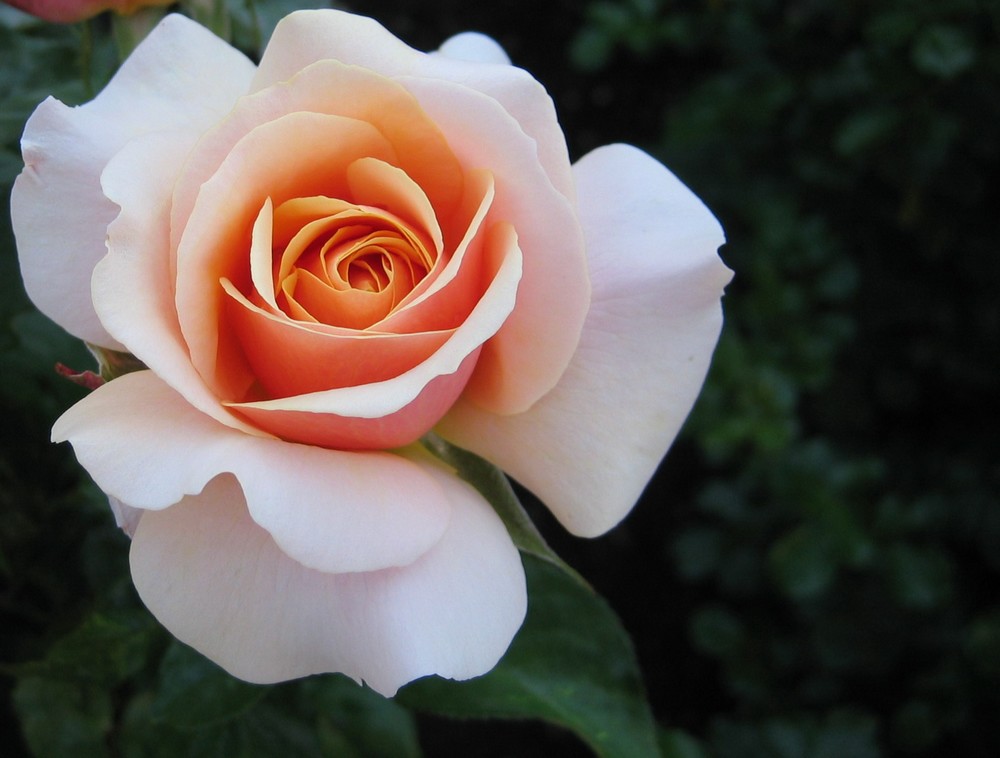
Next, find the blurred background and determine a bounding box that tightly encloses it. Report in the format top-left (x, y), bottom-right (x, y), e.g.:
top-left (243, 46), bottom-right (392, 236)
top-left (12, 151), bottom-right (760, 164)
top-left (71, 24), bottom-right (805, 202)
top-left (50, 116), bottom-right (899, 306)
top-left (1, 0), bottom-right (998, 755)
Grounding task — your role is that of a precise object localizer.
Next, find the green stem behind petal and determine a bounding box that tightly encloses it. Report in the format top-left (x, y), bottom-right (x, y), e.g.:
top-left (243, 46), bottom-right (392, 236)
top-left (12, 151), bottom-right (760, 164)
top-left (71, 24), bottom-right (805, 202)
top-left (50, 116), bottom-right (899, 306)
top-left (422, 433), bottom-right (591, 590)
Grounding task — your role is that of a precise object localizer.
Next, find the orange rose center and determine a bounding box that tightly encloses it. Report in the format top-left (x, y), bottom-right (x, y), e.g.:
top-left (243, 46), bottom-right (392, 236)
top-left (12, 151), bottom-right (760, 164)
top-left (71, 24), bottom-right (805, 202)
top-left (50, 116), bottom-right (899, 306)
top-left (270, 196), bottom-right (437, 331)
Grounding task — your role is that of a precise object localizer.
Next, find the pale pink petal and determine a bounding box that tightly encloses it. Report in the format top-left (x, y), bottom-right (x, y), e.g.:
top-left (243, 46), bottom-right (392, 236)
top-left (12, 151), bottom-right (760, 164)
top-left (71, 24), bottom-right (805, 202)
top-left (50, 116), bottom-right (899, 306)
top-left (436, 32), bottom-right (511, 65)
top-left (129, 466), bottom-right (526, 695)
top-left (94, 132), bottom-right (257, 434)
top-left (108, 496), bottom-right (142, 538)
top-left (170, 60), bottom-right (464, 260)
top-left (439, 144), bottom-right (732, 537)
top-left (52, 371), bottom-right (451, 573)
top-left (253, 10), bottom-right (575, 202)
top-left (12, 14), bottom-right (254, 349)
top-left (399, 76), bottom-right (590, 413)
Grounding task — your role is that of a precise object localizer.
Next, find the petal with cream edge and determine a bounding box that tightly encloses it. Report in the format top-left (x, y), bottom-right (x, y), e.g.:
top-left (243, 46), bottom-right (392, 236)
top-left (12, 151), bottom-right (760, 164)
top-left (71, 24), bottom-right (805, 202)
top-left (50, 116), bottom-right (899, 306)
top-left (253, 10), bottom-right (575, 202)
top-left (397, 75), bottom-right (590, 414)
top-left (438, 144), bottom-right (732, 537)
top-left (12, 14), bottom-right (254, 350)
top-left (94, 131), bottom-right (260, 434)
top-left (229, 227), bottom-right (522, 449)
top-left (52, 370), bottom-right (451, 574)
top-left (436, 32), bottom-right (512, 66)
top-left (129, 468), bottom-right (527, 696)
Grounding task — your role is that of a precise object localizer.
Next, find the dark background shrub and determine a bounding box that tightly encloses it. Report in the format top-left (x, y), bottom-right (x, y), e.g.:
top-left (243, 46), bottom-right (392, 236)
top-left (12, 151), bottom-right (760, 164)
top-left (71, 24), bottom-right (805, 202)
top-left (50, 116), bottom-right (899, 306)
top-left (1, 1), bottom-right (996, 754)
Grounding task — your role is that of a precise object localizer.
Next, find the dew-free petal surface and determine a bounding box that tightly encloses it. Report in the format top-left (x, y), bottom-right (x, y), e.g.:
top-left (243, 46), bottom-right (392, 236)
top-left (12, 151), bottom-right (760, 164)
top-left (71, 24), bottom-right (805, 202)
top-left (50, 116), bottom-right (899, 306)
top-left (53, 371), bottom-right (451, 573)
top-left (399, 76), bottom-right (590, 413)
top-left (175, 111), bottom-right (397, 399)
top-left (230, 221), bottom-right (522, 419)
top-left (13, 14), bottom-right (254, 349)
top-left (436, 32), bottom-right (512, 66)
top-left (129, 465), bottom-right (526, 695)
top-left (438, 144), bottom-right (732, 537)
top-left (253, 10), bottom-right (575, 203)
top-left (94, 131), bottom-right (258, 434)
top-left (170, 60), bottom-right (464, 257)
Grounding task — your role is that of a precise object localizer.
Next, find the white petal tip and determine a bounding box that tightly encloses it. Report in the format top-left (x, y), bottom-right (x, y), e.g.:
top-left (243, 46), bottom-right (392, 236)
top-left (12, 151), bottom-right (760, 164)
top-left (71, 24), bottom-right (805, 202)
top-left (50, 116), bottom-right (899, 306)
top-left (437, 32), bottom-right (511, 66)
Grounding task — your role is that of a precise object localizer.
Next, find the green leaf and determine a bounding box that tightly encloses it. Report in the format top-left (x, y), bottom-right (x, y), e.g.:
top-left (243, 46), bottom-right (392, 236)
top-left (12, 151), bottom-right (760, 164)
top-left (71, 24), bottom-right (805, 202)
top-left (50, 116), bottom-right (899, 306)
top-left (672, 526), bottom-right (723, 580)
top-left (834, 108), bottom-right (900, 157)
top-left (660, 727), bottom-right (710, 758)
top-left (398, 555), bottom-right (659, 758)
top-left (886, 543), bottom-right (954, 610)
top-left (690, 605), bottom-right (745, 659)
top-left (14, 611), bottom-right (155, 686)
top-left (305, 676), bottom-right (421, 758)
top-left (421, 434), bottom-right (588, 587)
top-left (911, 25), bottom-right (976, 79)
top-left (966, 610), bottom-right (1000, 677)
top-left (121, 697), bottom-right (325, 758)
top-left (812, 711), bottom-right (879, 758)
top-left (768, 525), bottom-right (837, 600)
top-left (149, 641), bottom-right (268, 729)
top-left (13, 677), bottom-right (113, 758)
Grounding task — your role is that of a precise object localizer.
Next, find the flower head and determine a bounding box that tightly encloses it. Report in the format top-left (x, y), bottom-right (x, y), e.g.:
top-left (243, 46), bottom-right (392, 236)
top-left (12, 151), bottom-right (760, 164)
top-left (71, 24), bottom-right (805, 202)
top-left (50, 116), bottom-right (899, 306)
top-left (13, 10), bottom-right (730, 694)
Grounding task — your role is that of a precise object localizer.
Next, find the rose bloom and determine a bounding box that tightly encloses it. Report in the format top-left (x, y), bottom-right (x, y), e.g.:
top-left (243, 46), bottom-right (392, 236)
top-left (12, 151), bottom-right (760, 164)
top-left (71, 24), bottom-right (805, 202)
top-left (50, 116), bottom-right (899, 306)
top-left (4, 0), bottom-right (170, 23)
top-left (13, 11), bottom-right (730, 695)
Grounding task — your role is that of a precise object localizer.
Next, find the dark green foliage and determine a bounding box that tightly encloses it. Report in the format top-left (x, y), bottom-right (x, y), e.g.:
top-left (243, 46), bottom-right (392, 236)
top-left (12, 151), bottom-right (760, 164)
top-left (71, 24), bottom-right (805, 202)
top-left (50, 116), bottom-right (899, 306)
top-left (569, 0), bottom-right (998, 755)
top-left (1, 0), bottom-right (997, 756)
top-left (400, 555), bottom-right (659, 758)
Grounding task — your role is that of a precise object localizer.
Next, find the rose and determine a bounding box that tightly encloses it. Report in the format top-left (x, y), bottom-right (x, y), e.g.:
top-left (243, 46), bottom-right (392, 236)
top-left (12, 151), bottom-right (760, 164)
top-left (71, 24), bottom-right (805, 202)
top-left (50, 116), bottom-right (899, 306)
top-left (13, 11), bottom-right (731, 695)
top-left (3, 0), bottom-right (170, 23)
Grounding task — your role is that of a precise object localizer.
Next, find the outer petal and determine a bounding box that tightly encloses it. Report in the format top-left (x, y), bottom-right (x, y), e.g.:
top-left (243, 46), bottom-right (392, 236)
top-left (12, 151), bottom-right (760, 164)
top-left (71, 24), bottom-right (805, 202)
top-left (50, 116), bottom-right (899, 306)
top-left (12, 14), bottom-right (254, 349)
top-left (129, 467), bottom-right (527, 695)
top-left (399, 76), bottom-right (590, 413)
top-left (52, 371), bottom-right (451, 574)
top-left (438, 144), bottom-right (732, 536)
top-left (253, 10), bottom-right (575, 203)
top-left (436, 32), bottom-right (512, 65)
top-left (94, 131), bottom-right (258, 434)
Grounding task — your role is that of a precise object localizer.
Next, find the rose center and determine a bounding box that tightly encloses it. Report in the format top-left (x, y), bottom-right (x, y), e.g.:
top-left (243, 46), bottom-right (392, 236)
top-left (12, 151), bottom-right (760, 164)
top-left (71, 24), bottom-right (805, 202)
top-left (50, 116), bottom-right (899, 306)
top-left (269, 196), bottom-right (437, 330)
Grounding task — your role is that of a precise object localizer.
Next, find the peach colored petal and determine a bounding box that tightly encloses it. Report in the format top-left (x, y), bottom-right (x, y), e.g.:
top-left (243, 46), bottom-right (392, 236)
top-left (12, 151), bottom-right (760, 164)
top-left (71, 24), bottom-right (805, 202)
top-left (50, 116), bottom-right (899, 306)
top-left (374, 168), bottom-right (495, 334)
top-left (285, 268), bottom-right (395, 329)
top-left (129, 465), bottom-right (525, 695)
top-left (266, 195), bottom-right (435, 329)
top-left (53, 371), bottom-right (451, 573)
top-left (94, 132), bottom-right (259, 434)
top-left (221, 280), bottom-right (452, 398)
top-left (399, 76), bottom-right (590, 413)
top-left (229, 221), bottom-right (521, 419)
top-left (13, 14), bottom-right (254, 349)
top-left (170, 60), bottom-right (464, 260)
top-left (248, 197), bottom-right (280, 312)
top-left (254, 10), bottom-right (575, 203)
top-left (438, 144), bottom-right (732, 537)
top-left (234, 349), bottom-right (480, 450)
top-left (347, 158), bottom-right (443, 256)
top-left (173, 111), bottom-right (398, 400)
